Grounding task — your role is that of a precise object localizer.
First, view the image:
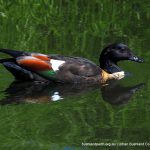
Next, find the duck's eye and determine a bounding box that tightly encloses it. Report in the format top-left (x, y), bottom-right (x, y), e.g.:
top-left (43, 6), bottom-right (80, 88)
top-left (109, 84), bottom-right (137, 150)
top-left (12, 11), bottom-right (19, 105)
top-left (117, 46), bottom-right (124, 50)
top-left (120, 48), bottom-right (125, 51)
top-left (117, 46), bottom-right (125, 51)
top-left (119, 49), bottom-right (125, 53)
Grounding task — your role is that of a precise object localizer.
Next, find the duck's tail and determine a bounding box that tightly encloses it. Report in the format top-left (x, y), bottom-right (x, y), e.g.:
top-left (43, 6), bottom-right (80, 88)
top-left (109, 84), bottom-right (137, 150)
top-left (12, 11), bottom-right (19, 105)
top-left (0, 58), bottom-right (47, 81)
top-left (0, 58), bottom-right (15, 63)
top-left (0, 49), bottom-right (29, 58)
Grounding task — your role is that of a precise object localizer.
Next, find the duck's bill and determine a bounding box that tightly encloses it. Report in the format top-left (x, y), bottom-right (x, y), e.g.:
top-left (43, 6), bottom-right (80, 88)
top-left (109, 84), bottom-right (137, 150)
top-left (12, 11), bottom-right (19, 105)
top-left (129, 56), bottom-right (144, 63)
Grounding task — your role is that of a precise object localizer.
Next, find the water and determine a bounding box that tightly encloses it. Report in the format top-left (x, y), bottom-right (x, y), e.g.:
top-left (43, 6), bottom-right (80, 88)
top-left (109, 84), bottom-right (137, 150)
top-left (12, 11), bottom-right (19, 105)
top-left (0, 0), bottom-right (150, 149)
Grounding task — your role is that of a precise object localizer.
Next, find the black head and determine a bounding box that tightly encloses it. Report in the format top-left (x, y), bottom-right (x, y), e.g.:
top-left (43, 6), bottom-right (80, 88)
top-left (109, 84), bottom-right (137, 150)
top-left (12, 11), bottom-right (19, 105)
top-left (100, 43), bottom-right (144, 73)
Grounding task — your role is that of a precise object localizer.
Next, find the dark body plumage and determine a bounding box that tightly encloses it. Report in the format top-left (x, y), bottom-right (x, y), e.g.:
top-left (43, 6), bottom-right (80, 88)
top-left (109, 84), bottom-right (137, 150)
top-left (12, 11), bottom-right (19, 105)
top-left (50, 55), bottom-right (101, 83)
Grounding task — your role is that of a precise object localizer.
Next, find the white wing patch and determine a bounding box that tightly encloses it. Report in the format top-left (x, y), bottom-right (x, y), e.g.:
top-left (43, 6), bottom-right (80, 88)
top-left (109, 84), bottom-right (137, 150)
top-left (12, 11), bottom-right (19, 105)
top-left (50, 59), bottom-right (65, 71)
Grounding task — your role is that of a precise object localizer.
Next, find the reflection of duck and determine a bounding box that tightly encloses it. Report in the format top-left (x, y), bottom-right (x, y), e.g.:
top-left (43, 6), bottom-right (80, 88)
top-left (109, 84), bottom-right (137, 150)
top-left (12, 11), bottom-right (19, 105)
top-left (1, 81), bottom-right (100, 104)
top-left (0, 81), bottom-right (144, 105)
top-left (0, 43), bottom-right (143, 83)
top-left (101, 81), bottom-right (144, 105)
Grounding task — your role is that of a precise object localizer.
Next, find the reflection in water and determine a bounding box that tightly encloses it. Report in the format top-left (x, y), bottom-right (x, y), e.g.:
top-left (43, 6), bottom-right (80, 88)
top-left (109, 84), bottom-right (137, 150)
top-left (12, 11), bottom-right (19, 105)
top-left (0, 81), bottom-right (144, 106)
top-left (1, 82), bottom-right (100, 104)
top-left (101, 81), bottom-right (144, 105)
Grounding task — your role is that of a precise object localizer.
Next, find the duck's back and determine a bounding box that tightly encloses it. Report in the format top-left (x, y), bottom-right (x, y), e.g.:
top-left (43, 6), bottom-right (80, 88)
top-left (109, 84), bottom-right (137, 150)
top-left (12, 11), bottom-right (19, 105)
top-left (49, 54), bottom-right (101, 77)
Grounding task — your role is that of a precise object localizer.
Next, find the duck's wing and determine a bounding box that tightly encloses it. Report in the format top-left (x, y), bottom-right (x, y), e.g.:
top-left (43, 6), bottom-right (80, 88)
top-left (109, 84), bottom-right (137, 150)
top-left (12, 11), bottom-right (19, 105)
top-left (16, 55), bottom-right (57, 81)
top-left (16, 54), bottom-right (101, 83)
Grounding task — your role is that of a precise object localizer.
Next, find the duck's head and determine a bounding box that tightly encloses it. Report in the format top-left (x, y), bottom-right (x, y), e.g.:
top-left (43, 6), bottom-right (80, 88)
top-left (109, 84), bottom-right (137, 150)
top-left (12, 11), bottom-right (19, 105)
top-left (100, 43), bottom-right (144, 74)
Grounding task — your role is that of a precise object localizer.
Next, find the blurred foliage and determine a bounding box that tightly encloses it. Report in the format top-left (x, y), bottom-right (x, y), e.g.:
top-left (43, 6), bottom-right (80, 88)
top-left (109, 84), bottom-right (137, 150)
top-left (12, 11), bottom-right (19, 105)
top-left (0, 0), bottom-right (149, 60)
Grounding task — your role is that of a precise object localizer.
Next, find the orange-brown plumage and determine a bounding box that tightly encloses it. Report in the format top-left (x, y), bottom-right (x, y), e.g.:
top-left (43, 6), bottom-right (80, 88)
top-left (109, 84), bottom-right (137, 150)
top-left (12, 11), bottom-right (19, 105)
top-left (17, 58), bottom-right (52, 71)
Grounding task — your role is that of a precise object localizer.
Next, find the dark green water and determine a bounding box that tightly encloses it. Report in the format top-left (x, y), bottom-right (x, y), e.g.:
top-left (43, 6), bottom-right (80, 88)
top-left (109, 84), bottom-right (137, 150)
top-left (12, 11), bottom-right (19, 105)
top-left (0, 0), bottom-right (149, 149)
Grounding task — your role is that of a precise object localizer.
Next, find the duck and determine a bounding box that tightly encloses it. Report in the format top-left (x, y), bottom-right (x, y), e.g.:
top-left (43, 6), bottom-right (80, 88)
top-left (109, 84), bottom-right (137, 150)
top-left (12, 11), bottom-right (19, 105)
top-left (0, 43), bottom-right (143, 84)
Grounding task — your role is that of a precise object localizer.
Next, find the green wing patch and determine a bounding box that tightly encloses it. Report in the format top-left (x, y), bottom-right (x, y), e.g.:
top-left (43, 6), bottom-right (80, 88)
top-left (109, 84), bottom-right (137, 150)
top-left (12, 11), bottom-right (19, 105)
top-left (39, 70), bottom-right (56, 80)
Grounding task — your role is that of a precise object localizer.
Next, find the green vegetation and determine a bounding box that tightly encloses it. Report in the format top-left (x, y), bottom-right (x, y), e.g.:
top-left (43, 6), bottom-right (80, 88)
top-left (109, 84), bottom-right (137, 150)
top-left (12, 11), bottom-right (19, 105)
top-left (0, 0), bottom-right (149, 149)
